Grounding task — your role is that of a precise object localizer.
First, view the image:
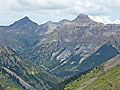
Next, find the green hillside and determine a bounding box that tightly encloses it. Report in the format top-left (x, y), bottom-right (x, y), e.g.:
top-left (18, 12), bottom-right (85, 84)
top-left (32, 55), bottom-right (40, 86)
top-left (64, 55), bottom-right (120, 90)
top-left (0, 45), bottom-right (61, 90)
top-left (0, 70), bottom-right (23, 90)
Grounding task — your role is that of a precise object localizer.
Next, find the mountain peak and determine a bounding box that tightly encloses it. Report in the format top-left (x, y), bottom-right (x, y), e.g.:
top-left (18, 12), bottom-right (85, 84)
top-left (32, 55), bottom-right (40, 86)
top-left (72, 14), bottom-right (92, 23)
top-left (19, 16), bottom-right (32, 23)
top-left (76, 14), bottom-right (89, 19)
top-left (23, 16), bottom-right (29, 19)
top-left (9, 16), bottom-right (38, 28)
top-left (59, 19), bottom-right (69, 23)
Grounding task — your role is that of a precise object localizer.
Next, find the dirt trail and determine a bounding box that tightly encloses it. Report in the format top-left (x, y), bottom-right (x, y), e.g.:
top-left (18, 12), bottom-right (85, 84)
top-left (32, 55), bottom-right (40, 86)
top-left (76, 77), bottom-right (97, 90)
top-left (76, 55), bottom-right (120, 90)
top-left (104, 55), bottom-right (120, 72)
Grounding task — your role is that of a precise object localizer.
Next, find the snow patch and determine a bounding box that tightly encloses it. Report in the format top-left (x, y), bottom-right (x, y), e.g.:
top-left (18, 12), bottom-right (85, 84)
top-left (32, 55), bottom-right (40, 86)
top-left (112, 45), bottom-right (120, 53)
top-left (71, 61), bottom-right (75, 65)
top-left (95, 53), bottom-right (100, 55)
top-left (60, 59), bottom-right (65, 62)
top-left (57, 50), bottom-right (71, 60)
top-left (61, 61), bottom-right (68, 65)
top-left (79, 57), bottom-right (85, 64)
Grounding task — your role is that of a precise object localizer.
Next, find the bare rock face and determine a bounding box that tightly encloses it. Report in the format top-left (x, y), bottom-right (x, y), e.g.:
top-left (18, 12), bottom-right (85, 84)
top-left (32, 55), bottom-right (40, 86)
top-left (0, 14), bottom-right (120, 78)
top-left (7, 16), bottom-right (38, 34)
top-left (23, 14), bottom-right (120, 77)
top-left (72, 14), bottom-right (94, 24)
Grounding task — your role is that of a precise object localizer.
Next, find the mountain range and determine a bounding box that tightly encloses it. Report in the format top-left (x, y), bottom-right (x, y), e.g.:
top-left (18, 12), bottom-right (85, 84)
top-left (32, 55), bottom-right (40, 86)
top-left (0, 14), bottom-right (120, 90)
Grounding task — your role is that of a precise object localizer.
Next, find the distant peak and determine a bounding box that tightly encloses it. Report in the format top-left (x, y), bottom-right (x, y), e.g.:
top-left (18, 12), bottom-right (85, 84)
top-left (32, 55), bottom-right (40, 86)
top-left (76, 14), bottom-right (89, 19)
top-left (23, 16), bottom-right (29, 19)
top-left (72, 14), bottom-right (93, 23)
top-left (59, 19), bottom-right (69, 23)
top-left (9, 16), bottom-right (38, 28)
top-left (21, 16), bottom-right (31, 21)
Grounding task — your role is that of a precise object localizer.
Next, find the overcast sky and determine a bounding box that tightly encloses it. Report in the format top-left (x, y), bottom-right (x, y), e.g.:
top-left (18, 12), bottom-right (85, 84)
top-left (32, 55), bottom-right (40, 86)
top-left (0, 0), bottom-right (120, 25)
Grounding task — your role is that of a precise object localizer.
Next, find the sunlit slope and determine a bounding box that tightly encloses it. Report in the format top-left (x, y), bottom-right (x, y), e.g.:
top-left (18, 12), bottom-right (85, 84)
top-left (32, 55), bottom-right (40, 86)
top-left (64, 55), bottom-right (120, 90)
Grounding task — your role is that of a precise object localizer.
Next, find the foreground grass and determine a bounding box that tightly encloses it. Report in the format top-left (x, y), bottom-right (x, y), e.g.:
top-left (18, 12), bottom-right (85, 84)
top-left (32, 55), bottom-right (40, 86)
top-left (64, 64), bottom-right (120, 90)
top-left (83, 65), bottom-right (120, 90)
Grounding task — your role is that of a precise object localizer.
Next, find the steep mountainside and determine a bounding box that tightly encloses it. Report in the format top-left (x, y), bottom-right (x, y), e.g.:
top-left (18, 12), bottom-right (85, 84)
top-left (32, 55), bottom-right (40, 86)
top-left (0, 17), bottom-right (40, 54)
top-left (0, 45), bottom-right (61, 90)
top-left (0, 14), bottom-right (120, 78)
top-left (1, 16), bottom-right (38, 34)
top-left (22, 14), bottom-right (120, 77)
top-left (64, 55), bottom-right (120, 90)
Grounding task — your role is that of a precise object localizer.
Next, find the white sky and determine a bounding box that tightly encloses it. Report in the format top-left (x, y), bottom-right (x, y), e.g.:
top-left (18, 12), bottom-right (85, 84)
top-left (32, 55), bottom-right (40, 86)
top-left (0, 0), bottom-right (120, 25)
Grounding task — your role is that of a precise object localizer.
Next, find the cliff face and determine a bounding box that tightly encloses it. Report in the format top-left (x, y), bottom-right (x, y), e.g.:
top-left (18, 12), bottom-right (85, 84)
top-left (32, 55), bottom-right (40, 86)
top-left (23, 14), bottom-right (120, 77)
top-left (0, 14), bottom-right (120, 78)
